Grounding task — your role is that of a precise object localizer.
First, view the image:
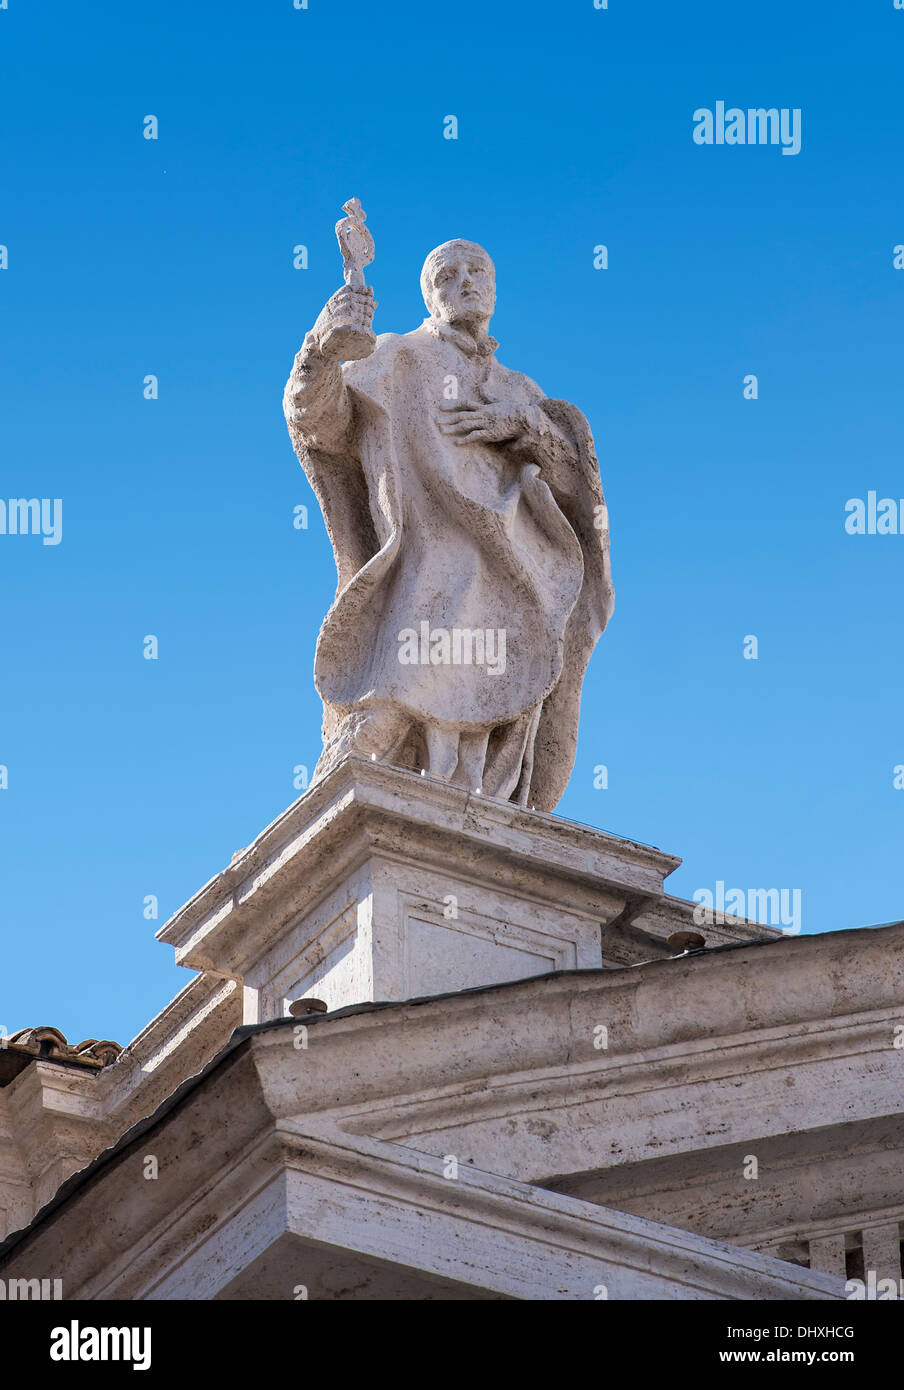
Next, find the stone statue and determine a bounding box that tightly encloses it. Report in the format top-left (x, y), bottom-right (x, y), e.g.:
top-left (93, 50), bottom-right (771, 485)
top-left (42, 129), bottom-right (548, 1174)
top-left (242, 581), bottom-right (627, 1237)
top-left (284, 200), bottom-right (613, 812)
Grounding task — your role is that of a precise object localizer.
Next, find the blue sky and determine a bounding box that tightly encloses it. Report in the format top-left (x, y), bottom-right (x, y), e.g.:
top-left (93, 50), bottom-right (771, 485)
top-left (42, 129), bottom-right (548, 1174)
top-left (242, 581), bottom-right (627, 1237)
top-left (1, 0), bottom-right (902, 1047)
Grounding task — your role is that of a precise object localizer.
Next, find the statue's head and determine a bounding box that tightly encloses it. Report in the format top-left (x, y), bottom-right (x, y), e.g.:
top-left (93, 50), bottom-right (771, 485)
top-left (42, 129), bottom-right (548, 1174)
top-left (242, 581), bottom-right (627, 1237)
top-left (420, 240), bottom-right (496, 331)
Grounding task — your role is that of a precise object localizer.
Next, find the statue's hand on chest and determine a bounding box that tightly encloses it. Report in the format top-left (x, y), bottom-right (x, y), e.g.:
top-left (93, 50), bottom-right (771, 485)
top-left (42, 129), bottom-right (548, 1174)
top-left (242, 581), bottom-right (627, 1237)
top-left (436, 385), bottom-right (536, 448)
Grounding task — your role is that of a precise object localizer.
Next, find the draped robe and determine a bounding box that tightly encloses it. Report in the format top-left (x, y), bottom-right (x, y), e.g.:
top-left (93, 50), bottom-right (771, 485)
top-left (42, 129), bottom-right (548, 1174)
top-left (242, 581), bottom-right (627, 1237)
top-left (284, 317), bottom-right (613, 812)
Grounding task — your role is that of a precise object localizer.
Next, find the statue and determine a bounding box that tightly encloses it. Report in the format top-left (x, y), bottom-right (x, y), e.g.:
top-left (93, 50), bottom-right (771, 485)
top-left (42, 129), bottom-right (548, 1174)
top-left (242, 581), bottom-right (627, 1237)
top-left (318, 198), bottom-right (376, 363)
top-left (283, 199), bottom-right (613, 812)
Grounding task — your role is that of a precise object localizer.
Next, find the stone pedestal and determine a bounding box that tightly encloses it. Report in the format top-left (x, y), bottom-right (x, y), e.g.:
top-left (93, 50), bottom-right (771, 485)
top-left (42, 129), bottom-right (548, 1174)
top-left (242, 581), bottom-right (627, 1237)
top-left (157, 756), bottom-right (681, 1021)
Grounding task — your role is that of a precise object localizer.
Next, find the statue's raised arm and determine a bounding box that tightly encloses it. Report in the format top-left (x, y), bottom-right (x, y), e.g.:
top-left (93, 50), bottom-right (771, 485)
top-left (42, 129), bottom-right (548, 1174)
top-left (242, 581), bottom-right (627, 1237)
top-left (284, 199), bottom-right (378, 453)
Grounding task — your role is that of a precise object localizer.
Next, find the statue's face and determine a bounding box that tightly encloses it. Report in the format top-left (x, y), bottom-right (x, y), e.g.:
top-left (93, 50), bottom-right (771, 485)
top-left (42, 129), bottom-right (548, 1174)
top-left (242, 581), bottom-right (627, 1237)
top-left (428, 248), bottom-right (496, 326)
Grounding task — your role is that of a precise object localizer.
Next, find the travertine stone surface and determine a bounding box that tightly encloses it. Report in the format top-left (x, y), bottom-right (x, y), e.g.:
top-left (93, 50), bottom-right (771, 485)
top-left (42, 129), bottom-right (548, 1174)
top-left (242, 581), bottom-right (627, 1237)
top-left (0, 763), bottom-right (776, 1249)
top-left (0, 973), bottom-right (241, 1242)
top-left (156, 757), bottom-right (770, 1020)
top-left (4, 881), bottom-right (898, 1297)
top-left (284, 221), bottom-right (613, 812)
top-left (0, 1022), bottom-right (846, 1301)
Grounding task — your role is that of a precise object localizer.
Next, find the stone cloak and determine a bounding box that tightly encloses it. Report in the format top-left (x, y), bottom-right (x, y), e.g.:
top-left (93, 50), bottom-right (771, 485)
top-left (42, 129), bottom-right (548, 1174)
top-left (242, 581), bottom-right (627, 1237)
top-left (294, 325), bottom-right (613, 812)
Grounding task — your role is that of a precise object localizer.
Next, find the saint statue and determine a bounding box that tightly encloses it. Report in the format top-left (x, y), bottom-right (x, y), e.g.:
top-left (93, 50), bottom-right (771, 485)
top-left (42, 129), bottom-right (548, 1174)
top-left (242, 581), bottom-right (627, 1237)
top-left (283, 202), bottom-right (613, 812)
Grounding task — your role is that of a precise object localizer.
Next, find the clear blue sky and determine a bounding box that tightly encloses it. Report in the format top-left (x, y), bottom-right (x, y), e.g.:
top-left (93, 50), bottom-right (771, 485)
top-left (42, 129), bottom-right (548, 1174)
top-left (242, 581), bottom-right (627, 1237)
top-left (1, 0), bottom-right (902, 1047)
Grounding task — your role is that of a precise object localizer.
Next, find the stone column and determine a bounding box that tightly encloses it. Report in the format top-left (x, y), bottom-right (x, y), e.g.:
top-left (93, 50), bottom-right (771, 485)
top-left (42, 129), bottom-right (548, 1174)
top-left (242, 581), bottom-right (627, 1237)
top-left (808, 1234), bottom-right (847, 1280)
top-left (861, 1223), bottom-right (902, 1284)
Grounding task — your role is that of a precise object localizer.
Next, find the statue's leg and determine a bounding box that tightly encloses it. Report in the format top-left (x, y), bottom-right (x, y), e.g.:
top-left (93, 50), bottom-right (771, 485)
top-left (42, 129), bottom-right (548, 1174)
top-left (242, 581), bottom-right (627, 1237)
top-left (453, 729), bottom-right (491, 792)
top-left (424, 726), bottom-right (460, 780)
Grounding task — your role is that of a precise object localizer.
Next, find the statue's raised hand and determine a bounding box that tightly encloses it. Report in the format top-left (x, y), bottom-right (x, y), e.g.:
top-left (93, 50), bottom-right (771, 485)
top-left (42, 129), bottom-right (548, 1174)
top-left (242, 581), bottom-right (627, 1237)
top-left (313, 285), bottom-right (377, 363)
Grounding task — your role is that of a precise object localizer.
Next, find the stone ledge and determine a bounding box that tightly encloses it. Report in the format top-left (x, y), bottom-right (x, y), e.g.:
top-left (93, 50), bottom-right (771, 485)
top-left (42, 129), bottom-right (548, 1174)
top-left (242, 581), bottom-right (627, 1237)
top-left (0, 1028), bottom-right (845, 1301)
top-left (157, 759), bottom-right (679, 953)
